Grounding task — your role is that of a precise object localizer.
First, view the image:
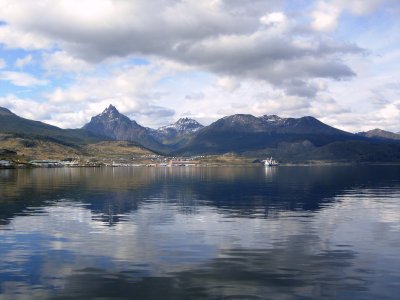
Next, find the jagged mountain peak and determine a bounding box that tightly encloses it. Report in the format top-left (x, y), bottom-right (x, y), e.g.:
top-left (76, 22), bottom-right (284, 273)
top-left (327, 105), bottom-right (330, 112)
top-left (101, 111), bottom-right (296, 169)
top-left (83, 105), bottom-right (135, 137)
top-left (99, 104), bottom-right (123, 117)
top-left (175, 117), bottom-right (201, 125)
top-left (103, 104), bottom-right (118, 112)
top-left (82, 104), bottom-right (163, 149)
top-left (91, 104), bottom-right (132, 124)
top-left (176, 117), bottom-right (191, 122)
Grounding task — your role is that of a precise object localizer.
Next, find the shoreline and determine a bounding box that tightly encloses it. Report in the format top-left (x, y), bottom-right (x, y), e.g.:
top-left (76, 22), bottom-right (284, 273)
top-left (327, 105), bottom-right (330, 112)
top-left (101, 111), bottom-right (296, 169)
top-left (2, 161), bottom-right (400, 170)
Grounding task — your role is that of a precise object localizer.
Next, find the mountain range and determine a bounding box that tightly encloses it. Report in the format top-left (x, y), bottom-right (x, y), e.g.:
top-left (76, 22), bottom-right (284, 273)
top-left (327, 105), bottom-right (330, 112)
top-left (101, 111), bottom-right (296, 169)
top-left (82, 105), bottom-right (359, 154)
top-left (2, 105), bottom-right (400, 162)
top-left (82, 105), bottom-right (204, 151)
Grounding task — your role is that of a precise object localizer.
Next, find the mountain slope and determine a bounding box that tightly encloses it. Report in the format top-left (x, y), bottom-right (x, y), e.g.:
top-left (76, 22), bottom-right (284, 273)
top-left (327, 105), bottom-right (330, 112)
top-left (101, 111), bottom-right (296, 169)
top-left (0, 106), bottom-right (105, 144)
top-left (0, 133), bottom-right (85, 160)
top-left (0, 133), bottom-right (155, 161)
top-left (176, 114), bottom-right (357, 154)
top-left (357, 128), bottom-right (400, 141)
top-left (0, 107), bottom-right (14, 116)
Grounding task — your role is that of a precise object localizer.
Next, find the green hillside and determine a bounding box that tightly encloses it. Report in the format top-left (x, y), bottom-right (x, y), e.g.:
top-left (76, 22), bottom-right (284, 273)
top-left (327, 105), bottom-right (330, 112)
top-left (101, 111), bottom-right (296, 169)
top-left (0, 133), bottom-right (156, 161)
top-left (0, 107), bottom-right (107, 144)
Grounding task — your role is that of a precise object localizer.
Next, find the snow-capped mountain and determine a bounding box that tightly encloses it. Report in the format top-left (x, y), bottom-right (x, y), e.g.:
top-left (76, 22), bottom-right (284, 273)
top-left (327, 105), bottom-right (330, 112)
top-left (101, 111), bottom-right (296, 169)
top-left (148, 117), bottom-right (204, 142)
top-left (161, 117), bottom-right (204, 134)
top-left (259, 114), bottom-right (285, 125)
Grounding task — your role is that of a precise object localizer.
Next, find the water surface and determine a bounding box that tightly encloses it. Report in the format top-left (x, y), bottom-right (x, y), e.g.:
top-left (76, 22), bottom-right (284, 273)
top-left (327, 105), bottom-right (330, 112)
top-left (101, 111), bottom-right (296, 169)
top-left (1, 166), bottom-right (400, 299)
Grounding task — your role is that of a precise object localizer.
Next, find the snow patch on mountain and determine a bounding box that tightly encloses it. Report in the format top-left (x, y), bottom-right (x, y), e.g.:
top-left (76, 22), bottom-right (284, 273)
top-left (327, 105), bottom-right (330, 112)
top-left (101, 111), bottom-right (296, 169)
top-left (148, 117), bottom-right (204, 141)
top-left (259, 115), bottom-right (286, 126)
top-left (158, 118), bottom-right (204, 134)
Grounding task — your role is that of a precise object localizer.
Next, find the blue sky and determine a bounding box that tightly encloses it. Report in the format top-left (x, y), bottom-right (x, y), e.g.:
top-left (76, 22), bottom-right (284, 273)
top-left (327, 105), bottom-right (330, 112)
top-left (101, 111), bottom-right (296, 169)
top-left (0, 0), bottom-right (399, 132)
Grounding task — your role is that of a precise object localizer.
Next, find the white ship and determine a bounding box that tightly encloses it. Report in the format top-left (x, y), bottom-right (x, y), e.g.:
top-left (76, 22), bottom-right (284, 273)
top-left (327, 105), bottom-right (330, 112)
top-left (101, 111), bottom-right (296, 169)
top-left (264, 157), bottom-right (279, 166)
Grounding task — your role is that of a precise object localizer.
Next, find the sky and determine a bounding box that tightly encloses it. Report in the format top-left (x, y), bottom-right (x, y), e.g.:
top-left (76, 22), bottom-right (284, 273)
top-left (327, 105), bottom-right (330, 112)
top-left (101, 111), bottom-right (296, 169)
top-left (0, 0), bottom-right (399, 132)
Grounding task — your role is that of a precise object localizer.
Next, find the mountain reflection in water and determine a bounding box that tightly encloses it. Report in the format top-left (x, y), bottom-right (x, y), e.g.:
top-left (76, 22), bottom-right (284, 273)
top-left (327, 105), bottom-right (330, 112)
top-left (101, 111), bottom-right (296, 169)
top-left (1, 165), bottom-right (400, 299)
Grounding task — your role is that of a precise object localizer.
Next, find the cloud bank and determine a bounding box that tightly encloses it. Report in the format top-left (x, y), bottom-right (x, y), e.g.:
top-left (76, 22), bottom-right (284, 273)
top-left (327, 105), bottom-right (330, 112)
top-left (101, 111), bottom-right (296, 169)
top-left (0, 0), bottom-right (399, 131)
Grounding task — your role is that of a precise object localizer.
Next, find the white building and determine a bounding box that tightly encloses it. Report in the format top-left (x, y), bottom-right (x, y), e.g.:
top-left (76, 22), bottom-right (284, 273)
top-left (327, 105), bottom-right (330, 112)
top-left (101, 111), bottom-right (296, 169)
top-left (0, 160), bottom-right (14, 167)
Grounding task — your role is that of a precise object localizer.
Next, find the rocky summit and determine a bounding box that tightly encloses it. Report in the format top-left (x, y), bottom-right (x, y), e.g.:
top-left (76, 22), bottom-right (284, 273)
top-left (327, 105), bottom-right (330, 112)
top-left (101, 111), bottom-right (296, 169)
top-left (83, 104), bottom-right (133, 139)
top-left (82, 105), bottom-right (164, 150)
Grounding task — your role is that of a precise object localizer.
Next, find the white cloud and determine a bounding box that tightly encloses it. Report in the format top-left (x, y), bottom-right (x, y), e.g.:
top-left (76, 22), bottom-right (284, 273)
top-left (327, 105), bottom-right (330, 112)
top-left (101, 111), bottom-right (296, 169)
top-left (0, 94), bottom-right (55, 121)
top-left (377, 99), bottom-right (400, 120)
top-left (0, 94), bottom-right (103, 128)
top-left (260, 11), bottom-right (289, 31)
top-left (0, 71), bottom-right (48, 87)
top-left (0, 25), bottom-right (52, 50)
top-left (0, 58), bottom-right (6, 69)
top-left (0, 0), bottom-right (398, 133)
top-left (0, 0), bottom-right (360, 89)
top-left (332, 0), bottom-right (392, 16)
top-left (312, 2), bottom-right (340, 32)
top-left (42, 51), bottom-right (93, 73)
top-left (215, 76), bottom-right (240, 92)
top-left (43, 61), bottom-right (180, 127)
top-left (311, 0), bottom-right (393, 33)
top-left (15, 54), bottom-right (33, 69)
top-left (164, 80), bottom-right (319, 126)
top-left (260, 12), bottom-right (286, 24)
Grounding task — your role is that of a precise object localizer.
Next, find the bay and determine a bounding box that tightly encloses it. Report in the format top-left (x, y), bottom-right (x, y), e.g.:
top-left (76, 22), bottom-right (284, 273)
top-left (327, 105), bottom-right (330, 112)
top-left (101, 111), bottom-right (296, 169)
top-left (1, 165), bottom-right (400, 299)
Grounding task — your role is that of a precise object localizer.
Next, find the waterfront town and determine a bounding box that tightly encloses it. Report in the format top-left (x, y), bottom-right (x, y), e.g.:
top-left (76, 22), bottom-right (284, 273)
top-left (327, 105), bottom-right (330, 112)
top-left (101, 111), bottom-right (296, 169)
top-left (0, 154), bottom-right (208, 168)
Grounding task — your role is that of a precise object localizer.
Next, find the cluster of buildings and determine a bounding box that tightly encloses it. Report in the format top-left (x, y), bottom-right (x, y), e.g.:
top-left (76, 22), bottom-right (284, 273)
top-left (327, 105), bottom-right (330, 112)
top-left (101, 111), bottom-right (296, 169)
top-left (8, 157), bottom-right (203, 168)
top-left (0, 154), bottom-right (208, 169)
top-left (0, 160), bottom-right (15, 168)
top-left (105, 157), bottom-right (202, 167)
top-left (29, 160), bottom-right (80, 167)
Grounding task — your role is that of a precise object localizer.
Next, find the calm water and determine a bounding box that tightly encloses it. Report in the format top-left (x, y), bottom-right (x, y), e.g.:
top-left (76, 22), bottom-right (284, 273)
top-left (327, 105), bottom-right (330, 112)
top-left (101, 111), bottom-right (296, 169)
top-left (1, 165), bottom-right (400, 299)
